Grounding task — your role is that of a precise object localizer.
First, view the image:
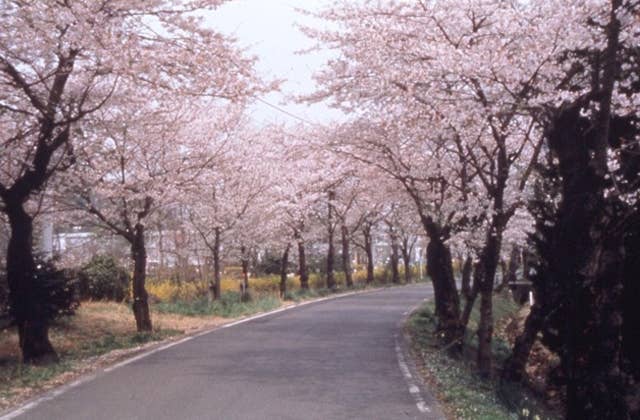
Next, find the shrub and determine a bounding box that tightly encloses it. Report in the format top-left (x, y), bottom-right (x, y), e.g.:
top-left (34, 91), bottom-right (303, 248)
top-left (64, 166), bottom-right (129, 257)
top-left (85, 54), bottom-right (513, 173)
top-left (30, 255), bottom-right (80, 322)
top-left (77, 255), bottom-right (129, 302)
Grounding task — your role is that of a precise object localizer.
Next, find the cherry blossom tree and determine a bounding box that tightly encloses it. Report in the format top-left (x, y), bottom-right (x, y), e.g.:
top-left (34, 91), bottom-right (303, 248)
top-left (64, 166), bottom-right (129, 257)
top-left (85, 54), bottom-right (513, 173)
top-left (301, 0), bottom-right (580, 368)
top-left (1, 0), bottom-right (266, 361)
top-left (305, 0), bottom-right (639, 414)
top-left (184, 115), bottom-right (281, 301)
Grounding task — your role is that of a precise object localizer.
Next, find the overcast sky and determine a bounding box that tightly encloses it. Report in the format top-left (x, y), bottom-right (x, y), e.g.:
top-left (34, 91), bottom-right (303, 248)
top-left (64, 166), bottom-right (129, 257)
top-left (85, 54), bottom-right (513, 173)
top-left (204, 0), bottom-right (344, 126)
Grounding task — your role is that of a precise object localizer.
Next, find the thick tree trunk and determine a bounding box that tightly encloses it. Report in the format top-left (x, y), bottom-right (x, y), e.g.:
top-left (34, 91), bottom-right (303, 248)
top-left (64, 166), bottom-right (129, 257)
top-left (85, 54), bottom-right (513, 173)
top-left (209, 227), bottom-right (221, 301)
top-left (461, 256), bottom-right (472, 299)
top-left (297, 239), bottom-right (309, 290)
top-left (279, 244), bottom-right (291, 298)
top-left (545, 74), bottom-right (630, 417)
top-left (476, 221), bottom-right (503, 377)
top-left (422, 217), bottom-right (463, 349)
top-left (340, 225), bottom-right (353, 287)
top-left (5, 204), bottom-right (58, 364)
top-left (131, 224), bottom-right (152, 332)
top-left (363, 225), bottom-right (375, 284)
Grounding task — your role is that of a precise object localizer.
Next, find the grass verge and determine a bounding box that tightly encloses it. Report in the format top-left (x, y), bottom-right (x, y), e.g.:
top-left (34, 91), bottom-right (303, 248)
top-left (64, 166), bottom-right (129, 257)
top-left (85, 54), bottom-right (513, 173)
top-left (407, 293), bottom-right (559, 420)
top-left (153, 291), bottom-right (282, 318)
top-left (0, 301), bottom-right (226, 410)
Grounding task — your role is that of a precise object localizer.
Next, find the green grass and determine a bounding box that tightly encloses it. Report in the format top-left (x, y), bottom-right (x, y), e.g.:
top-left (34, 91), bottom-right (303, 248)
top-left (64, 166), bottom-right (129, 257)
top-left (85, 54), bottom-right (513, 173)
top-left (0, 361), bottom-right (73, 399)
top-left (153, 291), bottom-right (281, 318)
top-left (407, 294), bottom-right (558, 420)
top-left (71, 330), bottom-right (180, 359)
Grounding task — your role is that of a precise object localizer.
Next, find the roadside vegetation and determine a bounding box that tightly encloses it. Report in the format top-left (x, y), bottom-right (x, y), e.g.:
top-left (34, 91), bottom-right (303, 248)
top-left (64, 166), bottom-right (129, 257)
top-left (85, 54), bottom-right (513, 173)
top-left (408, 292), bottom-right (560, 420)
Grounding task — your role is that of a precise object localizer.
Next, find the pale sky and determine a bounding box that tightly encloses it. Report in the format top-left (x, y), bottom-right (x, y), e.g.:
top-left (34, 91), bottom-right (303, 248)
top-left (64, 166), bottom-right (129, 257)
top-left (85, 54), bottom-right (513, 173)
top-left (204, 0), bottom-right (344, 126)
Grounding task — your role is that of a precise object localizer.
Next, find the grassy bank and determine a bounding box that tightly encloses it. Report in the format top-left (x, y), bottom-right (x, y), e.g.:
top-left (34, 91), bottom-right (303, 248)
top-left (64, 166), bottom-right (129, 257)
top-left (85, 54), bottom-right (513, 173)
top-left (0, 301), bottom-right (228, 410)
top-left (153, 291), bottom-right (282, 318)
top-left (407, 293), bottom-right (559, 420)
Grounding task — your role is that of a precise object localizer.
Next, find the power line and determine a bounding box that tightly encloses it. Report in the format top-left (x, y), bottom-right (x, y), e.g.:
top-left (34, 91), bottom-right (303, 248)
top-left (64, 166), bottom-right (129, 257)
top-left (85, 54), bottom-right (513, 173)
top-left (253, 96), bottom-right (324, 127)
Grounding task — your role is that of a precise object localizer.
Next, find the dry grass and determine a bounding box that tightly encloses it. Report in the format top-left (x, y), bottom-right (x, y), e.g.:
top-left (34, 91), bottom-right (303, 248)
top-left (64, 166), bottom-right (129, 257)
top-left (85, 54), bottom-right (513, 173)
top-left (0, 301), bottom-right (228, 412)
top-left (0, 302), bottom-right (225, 362)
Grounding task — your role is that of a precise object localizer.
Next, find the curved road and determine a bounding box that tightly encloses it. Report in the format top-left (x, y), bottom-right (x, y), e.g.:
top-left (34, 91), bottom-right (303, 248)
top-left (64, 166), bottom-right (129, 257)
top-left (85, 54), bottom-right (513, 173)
top-left (4, 284), bottom-right (444, 420)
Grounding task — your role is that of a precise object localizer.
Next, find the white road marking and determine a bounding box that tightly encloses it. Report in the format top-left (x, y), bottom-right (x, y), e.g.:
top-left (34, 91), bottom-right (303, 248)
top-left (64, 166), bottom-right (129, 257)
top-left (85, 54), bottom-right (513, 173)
top-left (395, 338), bottom-right (431, 415)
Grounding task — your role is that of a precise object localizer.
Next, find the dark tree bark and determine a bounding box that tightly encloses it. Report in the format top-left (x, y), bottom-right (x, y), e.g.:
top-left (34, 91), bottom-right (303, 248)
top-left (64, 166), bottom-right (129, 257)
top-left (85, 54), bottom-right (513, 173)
top-left (130, 224), bottom-right (152, 332)
top-left (340, 224), bottom-right (354, 287)
top-left (421, 216), bottom-right (463, 349)
top-left (534, 15), bottom-right (634, 411)
top-left (502, 302), bottom-right (543, 383)
top-left (0, 49), bottom-right (79, 363)
top-left (461, 262), bottom-right (482, 329)
top-left (279, 243), bottom-right (291, 298)
top-left (297, 237), bottom-right (309, 290)
top-left (461, 256), bottom-right (473, 299)
top-left (476, 215), bottom-right (506, 377)
top-left (389, 226), bottom-right (400, 284)
top-left (5, 204), bottom-right (58, 364)
top-left (545, 107), bottom-right (629, 419)
top-left (400, 237), bottom-right (413, 283)
top-left (210, 227), bottom-right (221, 301)
top-left (240, 245), bottom-right (250, 301)
top-left (363, 223), bottom-right (375, 284)
top-left (496, 260), bottom-right (508, 293)
top-left (326, 190), bottom-right (336, 290)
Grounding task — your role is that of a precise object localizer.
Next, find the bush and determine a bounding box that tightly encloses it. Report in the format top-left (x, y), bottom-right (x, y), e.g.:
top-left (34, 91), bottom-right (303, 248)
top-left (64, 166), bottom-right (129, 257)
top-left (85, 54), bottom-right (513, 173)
top-left (77, 255), bottom-right (129, 302)
top-left (31, 256), bottom-right (80, 322)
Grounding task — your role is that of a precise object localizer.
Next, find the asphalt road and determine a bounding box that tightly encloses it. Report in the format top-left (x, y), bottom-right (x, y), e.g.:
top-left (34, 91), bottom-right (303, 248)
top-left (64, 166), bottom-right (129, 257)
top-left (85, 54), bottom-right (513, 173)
top-left (6, 284), bottom-right (444, 420)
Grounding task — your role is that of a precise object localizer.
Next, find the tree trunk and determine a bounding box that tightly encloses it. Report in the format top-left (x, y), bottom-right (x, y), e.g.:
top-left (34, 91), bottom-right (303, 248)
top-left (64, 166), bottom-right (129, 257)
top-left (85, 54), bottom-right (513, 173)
top-left (297, 238), bottom-right (309, 290)
top-left (340, 224), bottom-right (353, 287)
top-left (502, 302), bottom-right (543, 383)
top-left (209, 227), bottom-right (221, 301)
top-left (544, 58), bottom-right (630, 416)
top-left (476, 221), bottom-right (503, 377)
top-left (461, 256), bottom-right (472, 299)
top-left (327, 228), bottom-right (336, 289)
top-left (422, 217), bottom-right (463, 350)
top-left (401, 237), bottom-right (412, 283)
top-left (390, 233), bottom-right (400, 284)
top-left (279, 243), bottom-right (291, 298)
top-left (5, 203), bottom-right (58, 364)
top-left (496, 260), bottom-right (508, 293)
top-left (240, 246), bottom-right (250, 301)
top-left (326, 191), bottom-right (336, 290)
top-left (131, 224), bottom-right (152, 332)
top-left (364, 225), bottom-right (375, 284)
top-left (461, 262), bottom-right (482, 329)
